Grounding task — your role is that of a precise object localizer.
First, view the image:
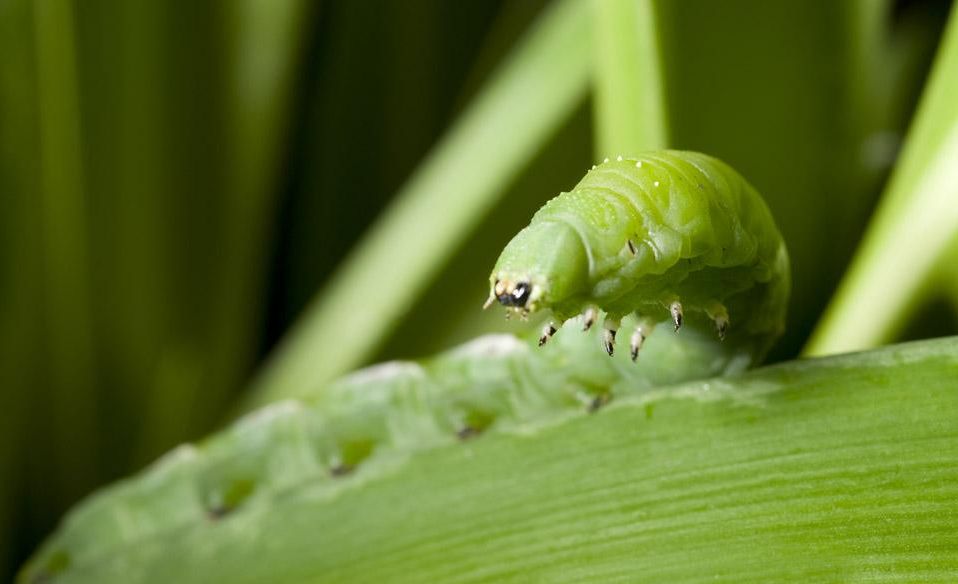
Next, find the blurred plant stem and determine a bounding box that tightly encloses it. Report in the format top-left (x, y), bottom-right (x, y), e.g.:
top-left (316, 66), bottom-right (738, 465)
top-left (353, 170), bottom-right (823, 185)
top-left (32, 0), bottom-right (100, 506)
top-left (0, 0), bottom-right (40, 576)
top-left (653, 0), bottom-right (936, 360)
top-left (137, 0), bottom-right (312, 459)
top-left (806, 2), bottom-right (958, 355)
top-left (592, 0), bottom-right (667, 156)
top-left (244, 0), bottom-right (592, 408)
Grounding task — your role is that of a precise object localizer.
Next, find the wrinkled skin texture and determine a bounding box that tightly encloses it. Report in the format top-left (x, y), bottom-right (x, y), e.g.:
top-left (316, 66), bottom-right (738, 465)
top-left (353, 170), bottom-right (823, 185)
top-left (489, 150), bottom-right (789, 361)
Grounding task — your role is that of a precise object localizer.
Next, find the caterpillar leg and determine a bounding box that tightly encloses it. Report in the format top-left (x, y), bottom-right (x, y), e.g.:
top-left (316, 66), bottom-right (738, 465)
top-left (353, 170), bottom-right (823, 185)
top-left (705, 301), bottom-right (730, 340)
top-left (602, 316), bottom-right (620, 356)
top-left (581, 306), bottom-right (598, 331)
top-left (538, 321), bottom-right (557, 347)
top-left (669, 300), bottom-right (683, 332)
top-left (629, 318), bottom-right (656, 362)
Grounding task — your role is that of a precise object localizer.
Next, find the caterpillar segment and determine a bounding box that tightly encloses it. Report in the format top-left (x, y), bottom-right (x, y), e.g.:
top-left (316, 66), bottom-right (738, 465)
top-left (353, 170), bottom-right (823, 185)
top-left (486, 150), bottom-right (789, 362)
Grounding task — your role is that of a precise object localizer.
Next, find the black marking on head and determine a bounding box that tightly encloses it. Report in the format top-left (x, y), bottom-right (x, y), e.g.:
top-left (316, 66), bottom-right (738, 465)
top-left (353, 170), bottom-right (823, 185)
top-left (498, 281), bottom-right (531, 307)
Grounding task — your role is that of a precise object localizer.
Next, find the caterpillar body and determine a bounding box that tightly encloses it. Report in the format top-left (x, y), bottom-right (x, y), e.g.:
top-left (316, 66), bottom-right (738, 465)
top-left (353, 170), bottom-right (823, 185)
top-left (486, 150), bottom-right (790, 362)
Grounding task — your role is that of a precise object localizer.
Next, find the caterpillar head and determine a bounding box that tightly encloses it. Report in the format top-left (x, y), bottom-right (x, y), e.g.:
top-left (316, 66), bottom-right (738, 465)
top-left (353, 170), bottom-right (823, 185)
top-left (485, 221), bottom-right (589, 318)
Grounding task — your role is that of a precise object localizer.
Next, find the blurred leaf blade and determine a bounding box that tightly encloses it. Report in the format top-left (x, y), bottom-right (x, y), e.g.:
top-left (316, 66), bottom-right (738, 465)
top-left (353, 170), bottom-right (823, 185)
top-left (592, 0), bottom-right (667, 155)
top-left (20, 336), bottom-right (958, 583)
top-left (653, 0), bottom-right (936, 360)
top-left (806, 3), bottom-right (958, 355)
top-left (188, 0), bottom-right (313, 427)
top-left (245, 0), bottom-right (592, 407)
top-left (32, 0), bottom-right (100, 501)
top-left (0, 0), bottom-right (41, 575)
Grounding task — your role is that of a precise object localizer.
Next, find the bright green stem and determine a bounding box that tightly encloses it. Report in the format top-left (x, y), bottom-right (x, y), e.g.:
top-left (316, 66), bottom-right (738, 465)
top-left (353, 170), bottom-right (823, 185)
top-left (806, 3), bottom-right (958, 355)
top-left (21, 335), bottom-right (958, 583)
top-left (592, 0), bottom-right (667, 156)
top-left (244, 0), bottom-right (592, 408)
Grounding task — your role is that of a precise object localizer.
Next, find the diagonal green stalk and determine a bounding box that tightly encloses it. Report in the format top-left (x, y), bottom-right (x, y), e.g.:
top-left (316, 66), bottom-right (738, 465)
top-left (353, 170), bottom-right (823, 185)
top-left (244, 0), bottom-right (592, 408)
top-left (806, 3), bottom-right (958, 355)
top-left (592, 0), bottom-right (668, 156)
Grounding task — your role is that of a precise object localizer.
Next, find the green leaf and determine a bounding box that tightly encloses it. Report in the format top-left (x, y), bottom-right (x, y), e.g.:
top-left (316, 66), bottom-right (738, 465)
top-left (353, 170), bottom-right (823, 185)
top-left (21, 336), bottom-right (958, 583)
top-left (807, 3), bottom-right (958, 355)
top-left (244, 0), bottom-right (592, 408)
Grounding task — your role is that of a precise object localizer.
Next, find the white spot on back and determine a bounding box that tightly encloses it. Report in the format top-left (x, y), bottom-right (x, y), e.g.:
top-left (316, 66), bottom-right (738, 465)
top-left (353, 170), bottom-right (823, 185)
top-left (654, 181), bottom-right (660, 187)
top-left (603, 157), bottom-right (609, 163)
top-left (635, 161), bottom-right (642, 168)
top-left (616, 155), bottom-right (623, 161)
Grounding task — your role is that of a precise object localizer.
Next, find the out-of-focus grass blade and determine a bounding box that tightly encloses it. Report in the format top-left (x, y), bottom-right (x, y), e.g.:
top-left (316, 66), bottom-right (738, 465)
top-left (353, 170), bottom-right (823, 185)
top-left (0, 0), bottom-right (40, 576)
top-left (654, 0), bottom-right (935, 359)
top-left (179, 0), bottom-right (312, 433)
top-left (69, 0), bottom-right (311, 465)
top-left (32, 0), bottom-right (100, 503)
top-left (245, 0), bottom-right (592, 407)
top-left (592, 0), bottom-right (667, 155)
top-left (21, 336), bottom-right (958, 583)
top-left (807, 3), bottom-right (958, 355)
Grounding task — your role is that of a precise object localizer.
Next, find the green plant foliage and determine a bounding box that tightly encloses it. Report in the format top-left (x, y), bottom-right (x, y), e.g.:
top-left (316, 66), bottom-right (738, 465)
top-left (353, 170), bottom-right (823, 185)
top-left (654, 0), bottom-right (942, 358)
top-left (5, 0), bottom-right (958, 580)
top-left (20, 335), bottom-right (958, 583)
top-left (0, 0), bottom-right (40, 576)
top-left (592, 0), bottom-right (667, 154)
top-left (808, 3), bottom-right (958, 354)
top-left (245, 0), bottom-right (593, 407)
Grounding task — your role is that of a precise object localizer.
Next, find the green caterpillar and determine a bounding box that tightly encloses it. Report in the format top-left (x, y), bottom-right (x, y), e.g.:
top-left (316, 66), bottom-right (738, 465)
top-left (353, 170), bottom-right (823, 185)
top-left (486, 150), bottom-right (789, 362)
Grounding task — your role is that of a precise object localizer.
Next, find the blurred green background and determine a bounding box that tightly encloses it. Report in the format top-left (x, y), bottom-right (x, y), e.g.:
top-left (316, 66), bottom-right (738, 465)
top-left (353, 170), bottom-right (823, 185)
top-left (1, 0), bottom-right (956, 579)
